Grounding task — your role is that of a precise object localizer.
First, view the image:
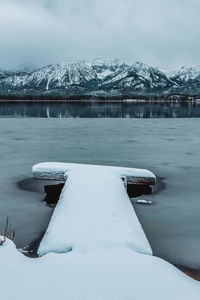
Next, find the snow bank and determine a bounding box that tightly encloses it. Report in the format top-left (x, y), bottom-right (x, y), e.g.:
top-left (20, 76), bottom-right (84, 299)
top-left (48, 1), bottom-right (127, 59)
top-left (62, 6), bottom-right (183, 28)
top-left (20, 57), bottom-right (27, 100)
top-left (0, 237), bottom-right (200, 300)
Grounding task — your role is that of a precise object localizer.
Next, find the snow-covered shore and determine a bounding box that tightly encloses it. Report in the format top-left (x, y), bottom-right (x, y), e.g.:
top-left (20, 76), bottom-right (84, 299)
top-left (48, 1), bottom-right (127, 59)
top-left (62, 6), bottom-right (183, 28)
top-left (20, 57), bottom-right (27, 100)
top-left (1, 236), bottom-right (200, 300)
top-left (1, 162), bottom-right (200, 299)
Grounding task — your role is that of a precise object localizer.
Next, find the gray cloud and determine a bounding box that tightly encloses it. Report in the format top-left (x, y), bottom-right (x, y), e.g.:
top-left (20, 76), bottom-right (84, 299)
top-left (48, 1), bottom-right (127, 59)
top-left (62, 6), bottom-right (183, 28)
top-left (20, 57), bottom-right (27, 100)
top-left (0, 0), bottom-right (200, 70)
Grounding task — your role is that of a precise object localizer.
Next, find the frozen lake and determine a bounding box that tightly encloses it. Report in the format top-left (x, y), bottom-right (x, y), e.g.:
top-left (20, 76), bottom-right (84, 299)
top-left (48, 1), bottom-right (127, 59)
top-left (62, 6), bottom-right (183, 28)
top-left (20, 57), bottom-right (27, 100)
top-left (1, 101), bottom-right (200, 118)
top-left (0, 118), bottom-right (200, 269)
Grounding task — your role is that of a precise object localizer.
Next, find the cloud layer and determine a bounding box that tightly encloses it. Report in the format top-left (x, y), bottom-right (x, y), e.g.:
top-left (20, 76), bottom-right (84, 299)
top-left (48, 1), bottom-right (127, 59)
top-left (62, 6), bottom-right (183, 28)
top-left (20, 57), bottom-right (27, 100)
top-left (0, 0), bottom-right (200, 70)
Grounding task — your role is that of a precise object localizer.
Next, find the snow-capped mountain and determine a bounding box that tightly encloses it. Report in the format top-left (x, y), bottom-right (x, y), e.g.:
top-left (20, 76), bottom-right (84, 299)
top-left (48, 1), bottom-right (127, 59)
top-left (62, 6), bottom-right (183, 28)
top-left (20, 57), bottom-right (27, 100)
top-left (100, 61), bottom-right (177, 91)
top-left (167, 66), bottom-right (200, 95)
top-left (168, 66), bottom-right (200, 84)
top-left (0, 59), bottom-right (200, 98)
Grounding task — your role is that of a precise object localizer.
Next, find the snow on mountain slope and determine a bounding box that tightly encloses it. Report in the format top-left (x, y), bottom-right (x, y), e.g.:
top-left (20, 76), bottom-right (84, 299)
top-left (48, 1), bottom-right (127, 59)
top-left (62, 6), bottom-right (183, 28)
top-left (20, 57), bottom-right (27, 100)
top-left (15, 61), bottom-right (97, 90)
top-left (0, 59), bottom-right (200, 96)
top-left (102, 61), bottom-right (177, 90)
top-left (0, 69), bottom-right (13, 80)
top-left (169, 66), bottom-right (200, 83)
top-left (0, 59), bottom-right (127, 91)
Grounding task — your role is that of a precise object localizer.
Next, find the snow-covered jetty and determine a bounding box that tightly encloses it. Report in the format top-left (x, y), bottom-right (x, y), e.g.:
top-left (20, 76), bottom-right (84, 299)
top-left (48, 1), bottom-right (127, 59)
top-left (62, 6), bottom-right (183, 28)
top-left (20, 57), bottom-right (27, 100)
top-left (33, 162), bottom-right (155, 256)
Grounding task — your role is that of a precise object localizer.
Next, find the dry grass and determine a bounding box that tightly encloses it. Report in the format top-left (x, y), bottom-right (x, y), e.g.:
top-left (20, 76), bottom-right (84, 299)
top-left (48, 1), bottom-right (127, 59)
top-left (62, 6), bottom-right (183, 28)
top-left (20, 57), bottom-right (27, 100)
top-left (175, 265), bottom-right (200, 282)
top-left (0, 217), bottom-right (15, 246)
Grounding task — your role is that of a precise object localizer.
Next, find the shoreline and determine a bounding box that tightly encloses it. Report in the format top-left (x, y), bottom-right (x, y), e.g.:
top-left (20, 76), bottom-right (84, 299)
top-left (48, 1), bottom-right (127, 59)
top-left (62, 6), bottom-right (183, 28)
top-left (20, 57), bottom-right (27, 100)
top-left (20, 249), bottom-right (200, 282)
top-left (0, 99), bottom-right (199, 103)
top-left (175, 265), bottom-right (200, 282)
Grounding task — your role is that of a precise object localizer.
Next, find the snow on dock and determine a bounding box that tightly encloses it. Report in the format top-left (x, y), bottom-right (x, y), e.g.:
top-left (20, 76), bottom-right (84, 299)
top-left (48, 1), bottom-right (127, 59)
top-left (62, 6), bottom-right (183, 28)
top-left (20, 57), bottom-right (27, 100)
top-left (33, 162), bottom-right (155, 255)
top-left (32, 162), bottom-right (156, 184)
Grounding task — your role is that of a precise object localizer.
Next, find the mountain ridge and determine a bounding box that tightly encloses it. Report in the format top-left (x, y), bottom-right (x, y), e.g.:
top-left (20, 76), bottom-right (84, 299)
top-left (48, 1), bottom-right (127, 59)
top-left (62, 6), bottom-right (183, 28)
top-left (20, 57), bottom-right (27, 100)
top-left (1, 59), bottom-right (200, 99)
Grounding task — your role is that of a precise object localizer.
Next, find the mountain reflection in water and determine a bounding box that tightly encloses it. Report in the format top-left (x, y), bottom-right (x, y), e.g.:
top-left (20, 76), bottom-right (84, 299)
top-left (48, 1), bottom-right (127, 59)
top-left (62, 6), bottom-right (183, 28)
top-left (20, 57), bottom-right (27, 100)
top-left (0, 101), bottom-right (200, 118)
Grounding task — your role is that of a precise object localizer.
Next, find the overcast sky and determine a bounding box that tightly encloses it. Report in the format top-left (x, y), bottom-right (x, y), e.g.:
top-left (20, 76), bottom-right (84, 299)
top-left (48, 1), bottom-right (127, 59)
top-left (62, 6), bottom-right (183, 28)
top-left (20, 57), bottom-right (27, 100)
top-left (0, 0), bottom-right (200, 70)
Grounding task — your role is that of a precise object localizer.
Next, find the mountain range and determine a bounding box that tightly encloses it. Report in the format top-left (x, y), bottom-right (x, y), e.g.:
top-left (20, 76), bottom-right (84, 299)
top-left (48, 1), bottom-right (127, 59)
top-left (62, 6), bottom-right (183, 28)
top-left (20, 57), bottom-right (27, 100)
top-left (0, 59), bottom-right (200, 99)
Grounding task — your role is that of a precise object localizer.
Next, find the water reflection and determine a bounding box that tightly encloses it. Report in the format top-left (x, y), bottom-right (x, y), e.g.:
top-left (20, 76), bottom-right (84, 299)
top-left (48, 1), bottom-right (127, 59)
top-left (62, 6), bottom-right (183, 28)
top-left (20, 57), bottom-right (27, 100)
top-left (0, 101), bottom-right (200, 118)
